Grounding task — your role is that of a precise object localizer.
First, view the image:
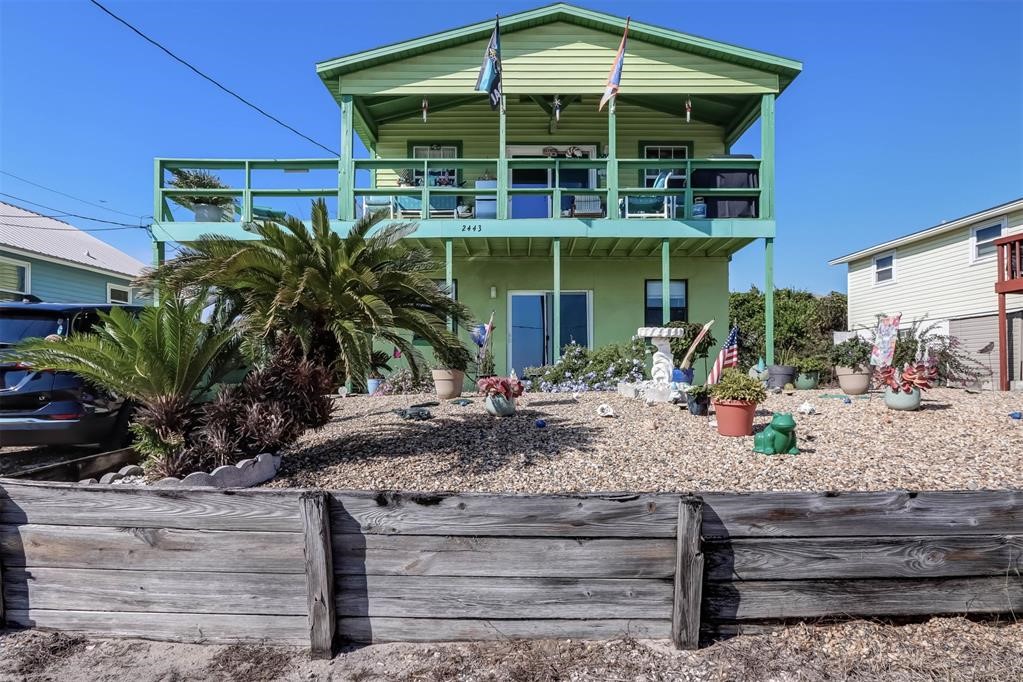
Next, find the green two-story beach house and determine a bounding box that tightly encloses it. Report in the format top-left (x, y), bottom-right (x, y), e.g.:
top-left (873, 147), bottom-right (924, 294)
top-left (152, 3), bottom-right (801, 378)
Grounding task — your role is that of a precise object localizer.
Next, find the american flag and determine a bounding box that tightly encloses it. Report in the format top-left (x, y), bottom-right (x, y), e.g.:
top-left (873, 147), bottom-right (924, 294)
top-left (598, 18), bottom-right (629, 111)
top-left (706, 326), bottom-right (740, 385)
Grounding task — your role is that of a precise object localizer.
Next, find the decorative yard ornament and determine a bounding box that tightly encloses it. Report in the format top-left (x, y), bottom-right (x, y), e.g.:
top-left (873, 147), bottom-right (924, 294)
top-left (685, 96), bottom-right (692, 123)
top-left (753, 413), bottom-right (800, 455)
top-left (599, 17), bottom-right (629, 111)
top-left (871, 314), bottom-right (902, 366)
top-left (474, 16), bottom-right (503, 110)
top-left (422, 97), bottom-right (429, 123)
top-left (553, 95), bottom-right (562, 122)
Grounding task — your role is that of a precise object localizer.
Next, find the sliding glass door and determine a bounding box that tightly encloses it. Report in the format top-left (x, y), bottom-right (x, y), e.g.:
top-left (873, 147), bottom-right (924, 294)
top-left (508, 291), bottom-right (591, 375)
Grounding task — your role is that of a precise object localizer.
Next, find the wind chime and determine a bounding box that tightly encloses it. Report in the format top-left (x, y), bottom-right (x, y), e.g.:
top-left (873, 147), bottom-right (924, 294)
top-left (552, 95), bottom-right (562, 122)
top-left (422, 97), bottom-right (429, 123)
top-left (684, 95), bottom-right (692, 123)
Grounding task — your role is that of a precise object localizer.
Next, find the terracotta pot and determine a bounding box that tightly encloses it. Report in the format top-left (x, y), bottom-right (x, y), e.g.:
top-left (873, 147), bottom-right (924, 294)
top-left (835, 366), bottom-right (870, 395)
top-left (484, 395), bottom-right (516, 416)
top-left (712, 399), bottom-right (757, 437)
top-left (432, 369), bottom-right (464, 399)
top-left (883, 387), bottom-right (921, 411)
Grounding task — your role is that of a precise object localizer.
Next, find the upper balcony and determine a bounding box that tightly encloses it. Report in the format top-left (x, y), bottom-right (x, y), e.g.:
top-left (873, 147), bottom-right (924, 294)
top-left (995, 232), bottom-right (1023, 295)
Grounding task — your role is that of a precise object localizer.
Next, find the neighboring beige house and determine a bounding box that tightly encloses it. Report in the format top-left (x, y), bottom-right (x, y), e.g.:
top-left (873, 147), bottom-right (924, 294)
top-left (829, 198), bottom-right (1023, 390)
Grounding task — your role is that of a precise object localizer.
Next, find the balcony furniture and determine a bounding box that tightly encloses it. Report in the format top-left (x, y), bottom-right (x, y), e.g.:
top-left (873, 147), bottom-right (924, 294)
top-left (361, 195), bottom-right (394, 218)
top-left (621, 171), bottom-right (677, 219)
top-left (695, 195), bottom-right (759, 219)
top-left (475, 179), bottom-right (498, 219)
top-left (456, 205), bottom-right (475, 218)
top-left (394, 178), bottom-right (458, 219)
top-left (571, 195), bottom-right (604, 218)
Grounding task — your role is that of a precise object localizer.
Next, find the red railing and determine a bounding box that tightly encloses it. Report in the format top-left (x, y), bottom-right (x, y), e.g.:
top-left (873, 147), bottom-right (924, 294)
top-left (995, 233), bottom-right (1023, 295)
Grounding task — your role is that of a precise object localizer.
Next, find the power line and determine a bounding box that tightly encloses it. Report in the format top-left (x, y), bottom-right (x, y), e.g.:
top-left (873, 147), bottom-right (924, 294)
top-left (0, 170), bottom-right (140, 217)
top-left (0, 220), bottom-right (142, 233)
top-left (88, 0), bottom-right (339, 157)
top-left (0, 193), bottom-right (148, 227)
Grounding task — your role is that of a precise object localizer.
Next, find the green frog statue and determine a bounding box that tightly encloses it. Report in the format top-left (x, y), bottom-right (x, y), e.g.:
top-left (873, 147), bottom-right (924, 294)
top-left (753, 412), bottom-right (799, 455)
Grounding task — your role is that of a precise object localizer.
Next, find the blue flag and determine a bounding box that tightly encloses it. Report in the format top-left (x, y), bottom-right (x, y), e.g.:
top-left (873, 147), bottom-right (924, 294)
top-left (599, 18), bottom-right (629, 112)
top-left (475, 17), bottom-right (502, 110)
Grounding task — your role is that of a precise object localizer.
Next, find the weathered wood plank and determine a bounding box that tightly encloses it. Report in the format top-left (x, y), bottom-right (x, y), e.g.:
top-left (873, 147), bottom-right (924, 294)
top-left (300, 492), bottom-right (336, 659)
top-left (0, 480), bottom-right (302, 531)
top-left (336, 617), bottom-right (671, 643)
top-left (703, 576), bottom-right (1023, 621)
top-left (330, 491), bottom-right (689, 537)
top-left (705, 535), bottom-right (1023, 581)
top-left (4, 609), bottom-right (308, 645)
top-left (332, 535), bottom-right (675, 578)
top-left (2, 567), bottom-right (306, 615)
top-left (672, 499), bottom-right (703, 650)
top-left (701, 490), bottom-right (1023, 539)
top-left (334, 576), bottom-right (672, 619)
top-left (0, 524), bottom-right (303, 573)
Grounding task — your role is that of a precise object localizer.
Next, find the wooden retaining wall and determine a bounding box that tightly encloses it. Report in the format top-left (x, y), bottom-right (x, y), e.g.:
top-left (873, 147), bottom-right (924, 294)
top-left (1, 480), bottom-right (1020, 655)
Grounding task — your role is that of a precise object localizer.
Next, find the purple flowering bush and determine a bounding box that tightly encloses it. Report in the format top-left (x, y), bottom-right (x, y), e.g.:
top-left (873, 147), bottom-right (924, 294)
top-left (525, 339), bottom-right (649, 393)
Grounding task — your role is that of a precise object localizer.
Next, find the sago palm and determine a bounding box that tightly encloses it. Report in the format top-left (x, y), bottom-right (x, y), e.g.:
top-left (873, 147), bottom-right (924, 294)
top-left (142, 198), bottom-right (471, 380)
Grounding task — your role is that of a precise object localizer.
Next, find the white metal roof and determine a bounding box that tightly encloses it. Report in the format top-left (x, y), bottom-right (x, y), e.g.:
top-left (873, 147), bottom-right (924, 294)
top-left (828, 198), bottom-right (1023, 266)
top-left (0, 201), bottom-right (145, 278)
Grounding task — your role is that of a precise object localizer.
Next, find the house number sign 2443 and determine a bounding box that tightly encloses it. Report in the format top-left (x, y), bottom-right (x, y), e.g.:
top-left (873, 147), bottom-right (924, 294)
top-left (461, 224), bottom-right (483, 232)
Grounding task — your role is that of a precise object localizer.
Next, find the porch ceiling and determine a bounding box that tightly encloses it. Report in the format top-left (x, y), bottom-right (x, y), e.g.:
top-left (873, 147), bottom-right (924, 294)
top-left (405, 235), bottom-right (755, 259)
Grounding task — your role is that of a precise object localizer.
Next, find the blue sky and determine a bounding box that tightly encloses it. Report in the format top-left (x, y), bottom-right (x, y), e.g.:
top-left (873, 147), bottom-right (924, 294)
top-left (1, 0), bottom-right (1020, 294)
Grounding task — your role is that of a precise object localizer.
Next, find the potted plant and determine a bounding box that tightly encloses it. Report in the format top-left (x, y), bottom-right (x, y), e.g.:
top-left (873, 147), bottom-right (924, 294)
top-left (367, 350), bottom-right (391, 395)
top-left (431, 344), bottom-right (471, 400)
top-left (794, 357), bottom-right (827, 390)
top-left (167, 168), bottom-right (237, 222)
top-left (709, 368), bottom-right (767, 437)
top-left (684, 384), bottom-right (711, 416)
top-left (666, 320), bottom-right (716, 384)
top-left (478, 375), bottom-right (524, 416)
top-left (766, 349), bottom-right (798, 389)
top-left (829, 337), bottom-right (873, 395)
top-left (878, 361), bottom-right (936, 411)
top-left (396, 168), bottom-right (417, 187)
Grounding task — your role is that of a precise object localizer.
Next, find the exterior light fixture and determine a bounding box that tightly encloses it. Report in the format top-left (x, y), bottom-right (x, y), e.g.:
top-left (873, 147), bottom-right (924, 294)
top-left (490, 286), bottom-right (497, 299)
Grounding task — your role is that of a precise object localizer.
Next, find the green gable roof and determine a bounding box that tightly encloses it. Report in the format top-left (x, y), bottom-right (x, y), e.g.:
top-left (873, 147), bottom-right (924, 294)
top-left (316, 3), bottom-right (802, 93)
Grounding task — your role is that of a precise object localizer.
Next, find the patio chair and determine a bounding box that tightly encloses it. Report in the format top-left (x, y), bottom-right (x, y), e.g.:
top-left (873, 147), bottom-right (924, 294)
top-left (571, 195), bottom-right (604, 218)
top-left (394, 177), bottom-right (458, 219)
top-left (361, 195), bottom-right (394, 218)
top-left (620, 171), bottom-right (677, 219)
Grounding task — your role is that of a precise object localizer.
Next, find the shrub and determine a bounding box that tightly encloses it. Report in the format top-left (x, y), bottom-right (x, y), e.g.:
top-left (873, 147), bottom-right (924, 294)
top-left (829, 337), bottom-right (872, 371)
top-left (879, 319), bottom-right (982, 387)
top-left (795, 357), bottom-right (828, 375)
top-left (664, 321), bottom-right (717, 368)
top-left (708, 368), bottom-right (767, 404)
top-left (528, 339), bottom-right (648, 392)
top-left (377, 368), bottom-right (434, 395)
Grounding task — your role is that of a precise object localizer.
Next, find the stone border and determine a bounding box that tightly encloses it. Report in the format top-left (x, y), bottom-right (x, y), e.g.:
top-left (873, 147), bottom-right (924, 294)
top-left (79, 453), bottom-right (282, 489)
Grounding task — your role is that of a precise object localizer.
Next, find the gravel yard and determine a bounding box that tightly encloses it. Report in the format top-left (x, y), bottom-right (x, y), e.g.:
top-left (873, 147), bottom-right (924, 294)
top-left (271, 388), bottom-right (1023, 493)
top-left (3, 618), bottom-right (1020, 681)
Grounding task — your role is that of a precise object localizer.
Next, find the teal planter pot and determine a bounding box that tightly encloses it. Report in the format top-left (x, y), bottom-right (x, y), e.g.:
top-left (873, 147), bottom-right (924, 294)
top-left (794, 372), bottom-right (819, 390)
top-left (883, 387), bottom-right (921, 411)
top-left (485, 395), bottom-right (516, 417)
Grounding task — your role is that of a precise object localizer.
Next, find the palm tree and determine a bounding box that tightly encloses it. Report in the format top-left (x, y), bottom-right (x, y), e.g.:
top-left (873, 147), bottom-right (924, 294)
top-left (142, 199), bottom-right (471, 381)
top-left (11, 295), bottom-right (240, 476)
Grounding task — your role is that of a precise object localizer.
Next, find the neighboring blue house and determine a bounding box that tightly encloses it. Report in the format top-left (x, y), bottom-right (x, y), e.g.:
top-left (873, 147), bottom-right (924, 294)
top-left (0, 201), bottom-right (145, 304)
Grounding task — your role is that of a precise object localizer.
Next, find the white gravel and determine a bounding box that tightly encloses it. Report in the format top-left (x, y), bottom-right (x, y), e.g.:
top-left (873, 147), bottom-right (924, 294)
top-left (271, 388), bottom-right (1023, 493)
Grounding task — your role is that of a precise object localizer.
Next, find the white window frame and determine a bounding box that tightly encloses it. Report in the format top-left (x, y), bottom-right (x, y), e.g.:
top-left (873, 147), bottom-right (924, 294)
top-left (872, 250), bottom-right (896, 286)
top-left (106, 283), bottom-right (132, 305)
top-left (642, 144), bottom-right (690, 188)
top-left (0, 255), bottom-right (31, 299)
top-left (969, 218), bottom-right (1006, 264)
top-left (411, 144), bottom-right (458, 186)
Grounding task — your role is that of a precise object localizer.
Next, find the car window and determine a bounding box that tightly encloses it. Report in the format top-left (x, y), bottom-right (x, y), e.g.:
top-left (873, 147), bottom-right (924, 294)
top-left (0, 314), bottom-right (68, 345)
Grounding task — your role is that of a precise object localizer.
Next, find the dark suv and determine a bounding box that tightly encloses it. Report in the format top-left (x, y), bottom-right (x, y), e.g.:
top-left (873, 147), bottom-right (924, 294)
top-left (0, 302), bottom-right (140, 449)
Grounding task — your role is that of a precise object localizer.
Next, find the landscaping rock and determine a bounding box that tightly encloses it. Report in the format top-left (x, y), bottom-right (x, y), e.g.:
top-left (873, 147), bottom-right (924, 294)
top-left (118, 465), bottom-right (144, 477)
top-left (98, 472), bottom-right (123, 484)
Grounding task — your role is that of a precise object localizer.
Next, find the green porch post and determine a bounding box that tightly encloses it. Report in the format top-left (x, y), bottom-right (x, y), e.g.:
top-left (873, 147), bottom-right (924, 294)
top-left (552, 237), bottom-right (561, 360)
top-left (444, 238), bottom-right (453, 293)
top-left (339, 94), bottom-right (355, 220)
top-left (606, 98), bottom-right (618, 217)
top-left (765, 237), bottom-right (775, 365)
top-left (497, 95), bottom-right (508, 219)
top-left (661, 239), bottom-right (670, 324)
top-left (151, 239), bottom-right (165, 306)
top-left (760, 93), bottom-right (775, 220)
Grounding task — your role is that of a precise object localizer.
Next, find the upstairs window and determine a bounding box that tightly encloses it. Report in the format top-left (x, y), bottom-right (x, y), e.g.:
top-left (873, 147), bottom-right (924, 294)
top-left (642, 144), bottom-right (690, 187)
top-left (107, 283), bottom-right (132, 305)
top-left (644, 279), bottom-right (687, 326)
top-left (0, 256), bottom-right (30, 301)
top-left (411, 144), bottom-right (459, 187)
top-left (873, 251), bottom-right (895, 285)
top-left (971, 221), bottom-right (1003, 262)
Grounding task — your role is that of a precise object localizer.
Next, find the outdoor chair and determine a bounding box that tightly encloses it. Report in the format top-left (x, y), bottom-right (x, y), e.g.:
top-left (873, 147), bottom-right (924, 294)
top-left (571, 195), bottom-right (604, 218)
top-left (620, 170), bottom-right (678, 219)
top-left (361, 195), bottom-right (394, 218)
top-left (394, 177), bottom-right (458, 219)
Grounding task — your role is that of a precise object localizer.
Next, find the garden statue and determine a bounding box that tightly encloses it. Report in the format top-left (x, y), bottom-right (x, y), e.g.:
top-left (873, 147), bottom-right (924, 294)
top-left (637, 326), bottom-right (687, 401)
top-left (753, 412), bottom-right (800, 455)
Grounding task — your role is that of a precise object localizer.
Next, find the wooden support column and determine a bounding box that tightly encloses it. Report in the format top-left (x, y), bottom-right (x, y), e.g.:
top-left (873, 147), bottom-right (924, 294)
top-left (300, 491), bottom-right (336, 659)
top-left (661, 239), bottom-right (671, 324)
top-left (553, 237), bottom-right (561, 360)
top-left (760, 93), bottom-right (775, 220)
top-left (672, 497), bottom-right (704, 650)
top-left (339, 94), bottom-right (355, 220)
top-left (497, 95), bottom-right (508, 219)
top-left (998, 292), bottom-right (1009, 391)
top-left (765, 237), bottom-right (775, 365)
top-left (606, 98), bottom-right (618, 217)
